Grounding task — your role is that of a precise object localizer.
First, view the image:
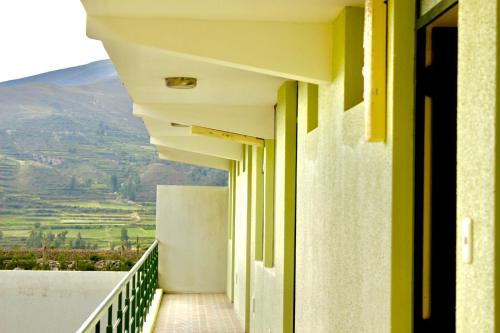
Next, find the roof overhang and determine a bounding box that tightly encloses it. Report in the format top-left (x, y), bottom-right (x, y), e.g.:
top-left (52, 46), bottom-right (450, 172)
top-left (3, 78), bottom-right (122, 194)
top-left (81, 0), bottom-right (364, 170)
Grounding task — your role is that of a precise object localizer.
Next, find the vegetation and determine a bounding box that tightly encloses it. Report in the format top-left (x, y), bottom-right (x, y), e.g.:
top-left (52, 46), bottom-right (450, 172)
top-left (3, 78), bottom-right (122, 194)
top-left (0, 248), bottom-right (143, 271)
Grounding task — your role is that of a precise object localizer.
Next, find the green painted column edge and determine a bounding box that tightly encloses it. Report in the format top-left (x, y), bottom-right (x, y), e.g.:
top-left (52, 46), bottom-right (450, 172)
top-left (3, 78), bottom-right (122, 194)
top-left (231, 159), bottom-right (237, 302)
top-left (344, 7), bottom-right (365, 111)
top-left (255, 146), bottom-right (265, 261)
top-left (388, 0), bottom-right (416, 332)
top-left (279, 81), bottom-right (298, 333)
top-left (263, 139), bottom-right (275, 268)
top-left (495, 1), bottom-right (500, 331)
top-left (245, 145), bottom-right (253, 333)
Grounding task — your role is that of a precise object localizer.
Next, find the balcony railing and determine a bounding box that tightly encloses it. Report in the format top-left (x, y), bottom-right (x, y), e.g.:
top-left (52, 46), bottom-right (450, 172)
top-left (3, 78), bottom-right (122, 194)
top-left (76, 240), bottom-right (159, 333)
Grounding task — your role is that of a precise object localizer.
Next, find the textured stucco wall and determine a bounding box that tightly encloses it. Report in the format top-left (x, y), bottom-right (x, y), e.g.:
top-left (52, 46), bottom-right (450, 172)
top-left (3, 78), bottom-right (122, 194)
top-left (294, 8), bottom-right (392, 333)
top-left (0, 271), bottom-right (125, 333)
top-left (156, 185), bottom-right (228, 293)
top-left (456, 1), bottom-right (499, 332)
top-left (227, 237), bottom-right (233, 299)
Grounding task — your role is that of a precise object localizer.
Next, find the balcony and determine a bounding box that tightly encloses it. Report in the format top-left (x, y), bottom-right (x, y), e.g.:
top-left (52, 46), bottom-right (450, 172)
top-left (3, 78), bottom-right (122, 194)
top-left (74, 185), bottom-right (236, 333)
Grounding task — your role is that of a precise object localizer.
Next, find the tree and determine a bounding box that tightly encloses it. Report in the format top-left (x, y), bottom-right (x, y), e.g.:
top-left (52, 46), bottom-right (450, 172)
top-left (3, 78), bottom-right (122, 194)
top-left (121, 177), bottom-right (137, 201)
top-left (120, 227), bottom-right (129, 242)
top-left (120, 228), bottom-right (132, 250)
top-left (69, 176), bottom-right (77, 192)
top-left (73, 232), bottom-right (85, 249)
top-left (111, 174), bottom-right (119, 193)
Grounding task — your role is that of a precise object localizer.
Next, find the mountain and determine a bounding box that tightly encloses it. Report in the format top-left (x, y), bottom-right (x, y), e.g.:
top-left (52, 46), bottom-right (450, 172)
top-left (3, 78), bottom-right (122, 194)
top-left (0, 60), bottom-right (227, 205)
top-left (0, 60), bottom-right (117, 87)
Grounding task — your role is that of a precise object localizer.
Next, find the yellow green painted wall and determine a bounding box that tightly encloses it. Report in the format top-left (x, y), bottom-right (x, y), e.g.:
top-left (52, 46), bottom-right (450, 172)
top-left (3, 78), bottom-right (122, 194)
top-left (227, 161), bottom-right (237, 302)
top-left (235, 81), bottom-right (297, 333)
top-left (456, 1), bottom-right (500, 332)
top-left (231, 2), bottom-right (500, 333)
top-left (295, 7), bottom-right (393, 332)
top-left (233, 153), bottom-right (250, 329)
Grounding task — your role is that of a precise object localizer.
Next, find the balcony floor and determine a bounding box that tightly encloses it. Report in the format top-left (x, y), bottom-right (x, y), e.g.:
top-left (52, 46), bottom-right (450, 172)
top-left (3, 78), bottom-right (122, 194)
top-left (154, 293), bottom-right (243, 333)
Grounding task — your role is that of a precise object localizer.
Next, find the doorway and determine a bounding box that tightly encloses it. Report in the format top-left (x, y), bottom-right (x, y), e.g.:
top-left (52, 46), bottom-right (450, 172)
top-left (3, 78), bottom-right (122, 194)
top-left (414, 4), bottom-right (458, 333)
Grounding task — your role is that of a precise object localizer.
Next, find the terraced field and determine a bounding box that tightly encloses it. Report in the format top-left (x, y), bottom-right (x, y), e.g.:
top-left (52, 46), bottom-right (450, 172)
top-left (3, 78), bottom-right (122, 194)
top-left (0, 155), bottom-right (155, 249)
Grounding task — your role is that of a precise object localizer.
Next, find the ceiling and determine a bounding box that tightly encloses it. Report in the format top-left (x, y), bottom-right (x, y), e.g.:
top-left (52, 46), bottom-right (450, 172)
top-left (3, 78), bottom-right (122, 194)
top-left (82, 0), bottom-right (363, 169)
top-left (82, 0), bottom-right (363, 22)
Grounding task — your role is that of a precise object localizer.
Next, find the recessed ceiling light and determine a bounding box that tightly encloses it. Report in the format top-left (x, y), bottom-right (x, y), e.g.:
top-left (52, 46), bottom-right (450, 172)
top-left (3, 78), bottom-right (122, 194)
top-left (165, 77), bottom-right (197, 89)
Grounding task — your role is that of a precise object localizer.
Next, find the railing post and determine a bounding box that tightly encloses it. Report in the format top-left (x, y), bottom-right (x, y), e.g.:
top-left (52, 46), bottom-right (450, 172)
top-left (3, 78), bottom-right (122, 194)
top-left (124, 282), bottom-right (130, 332)
top-left (106, 305), bottom-right (113, 333)
top-left (131, 274), bottom-right (136, 333)
top-left (117, 291), bottom-right (123, 333)
top-left (137, 267), bottom-right (143, 330)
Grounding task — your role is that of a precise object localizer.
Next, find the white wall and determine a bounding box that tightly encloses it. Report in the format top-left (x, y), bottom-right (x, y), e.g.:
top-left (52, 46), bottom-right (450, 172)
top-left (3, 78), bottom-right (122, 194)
top-left (0, 271), bottom-right (125, 333)
top-left (156, 185), bottom-right (228, 293)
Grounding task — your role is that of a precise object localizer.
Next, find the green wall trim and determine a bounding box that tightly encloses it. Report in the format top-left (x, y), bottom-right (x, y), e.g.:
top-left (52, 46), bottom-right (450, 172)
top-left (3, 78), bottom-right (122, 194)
top-left (255, 146), bottom-right (265, 261)
top-left (493, 2), bottom-right (499, 331)
top-left (245, 145), bottom-right (253, 333)
top-left (389, 0), bottom-right (416, 332)
top-left (416, 0), bottom-right (458, 29)
top-left (299, 82), bottom-right (319, 133)
top-left (231, 160), bottom-right (236, 302)
top-left (263, 139), bottom-right (275, 268)
top-left (242, 145), bottom-right (247, 172)
top-left (228, 162), bottom-right (234, 240)
top-left (276, 81), bottom-right (298, 333)
top-left (344, 7), bottom-right (365, 110)
top-left (332, 7), bottom-right (365, 111)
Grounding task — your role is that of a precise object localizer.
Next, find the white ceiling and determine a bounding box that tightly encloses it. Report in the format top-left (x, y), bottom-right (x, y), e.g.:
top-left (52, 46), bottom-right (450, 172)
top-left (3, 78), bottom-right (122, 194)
top-left (103, 41), bottom-right (284, 106)
top-left (82, 0), bottom-right (363, 22)
top-left (156, 145), bottom-right (230, 170)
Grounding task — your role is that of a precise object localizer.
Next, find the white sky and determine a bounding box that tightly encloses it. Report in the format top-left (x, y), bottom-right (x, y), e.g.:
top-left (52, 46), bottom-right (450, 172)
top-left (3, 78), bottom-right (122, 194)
top-left (0, 0), bottom-right (109, 82)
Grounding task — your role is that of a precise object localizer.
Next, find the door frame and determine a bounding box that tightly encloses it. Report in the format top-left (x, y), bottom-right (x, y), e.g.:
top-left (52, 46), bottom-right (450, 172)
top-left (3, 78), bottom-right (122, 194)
top-left (413, 1), bottom-right (458, 332)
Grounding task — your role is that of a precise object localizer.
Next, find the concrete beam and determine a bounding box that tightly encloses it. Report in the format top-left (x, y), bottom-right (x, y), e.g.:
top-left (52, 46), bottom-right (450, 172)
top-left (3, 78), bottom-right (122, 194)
top-left (87, 16), bottom-right (333, 84)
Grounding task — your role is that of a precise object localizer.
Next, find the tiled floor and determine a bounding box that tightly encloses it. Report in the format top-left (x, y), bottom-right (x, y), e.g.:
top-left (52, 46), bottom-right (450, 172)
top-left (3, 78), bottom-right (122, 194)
top-left (153, 293), bottom-right (244, 333)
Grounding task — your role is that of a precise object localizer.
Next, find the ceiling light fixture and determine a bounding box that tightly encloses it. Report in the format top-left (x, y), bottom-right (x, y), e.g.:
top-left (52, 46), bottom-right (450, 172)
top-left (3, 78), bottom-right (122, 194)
top-left (170, 122), bottom-right (189, 128)
top-left (165, 77), bottom-right (197, 89)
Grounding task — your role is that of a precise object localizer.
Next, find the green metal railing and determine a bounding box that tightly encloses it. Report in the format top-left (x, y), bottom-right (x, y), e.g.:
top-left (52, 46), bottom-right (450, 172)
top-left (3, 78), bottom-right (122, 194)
top-left (76, 240), bottom-right (158, 333)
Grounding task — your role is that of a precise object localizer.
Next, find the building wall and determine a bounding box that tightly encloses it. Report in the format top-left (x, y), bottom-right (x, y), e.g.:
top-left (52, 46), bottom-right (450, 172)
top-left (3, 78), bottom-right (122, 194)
top-left (156, 185), bottom-right (228, 293)
top-left (222, 2), bottom-right (500, 333)
top-left (295, 8), bottom-right (392, 333)
top-left (456, 1), bottom-right (500, 332)
top-left (232, 83), bottom-right (297, 333)
top-left (0, 271), bottom-right (125, 333)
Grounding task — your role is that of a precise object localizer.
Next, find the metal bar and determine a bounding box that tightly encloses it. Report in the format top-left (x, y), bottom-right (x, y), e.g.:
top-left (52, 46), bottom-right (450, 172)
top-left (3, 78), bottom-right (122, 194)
top-left (76, 241), bottom-right (158, 333)
top-left (106, 305), bottom-right (113, 333)
top-left (124, 282), bottom-right (130, 333)
top-left (117, 292), bottom-right (123, 333)
top-left (131, 274), bottom-right (136, 333)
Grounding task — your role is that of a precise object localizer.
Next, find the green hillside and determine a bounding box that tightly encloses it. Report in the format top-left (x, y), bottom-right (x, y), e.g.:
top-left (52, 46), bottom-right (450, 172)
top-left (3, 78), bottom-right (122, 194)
top-left (0, 60), bottom-right (227, 249)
